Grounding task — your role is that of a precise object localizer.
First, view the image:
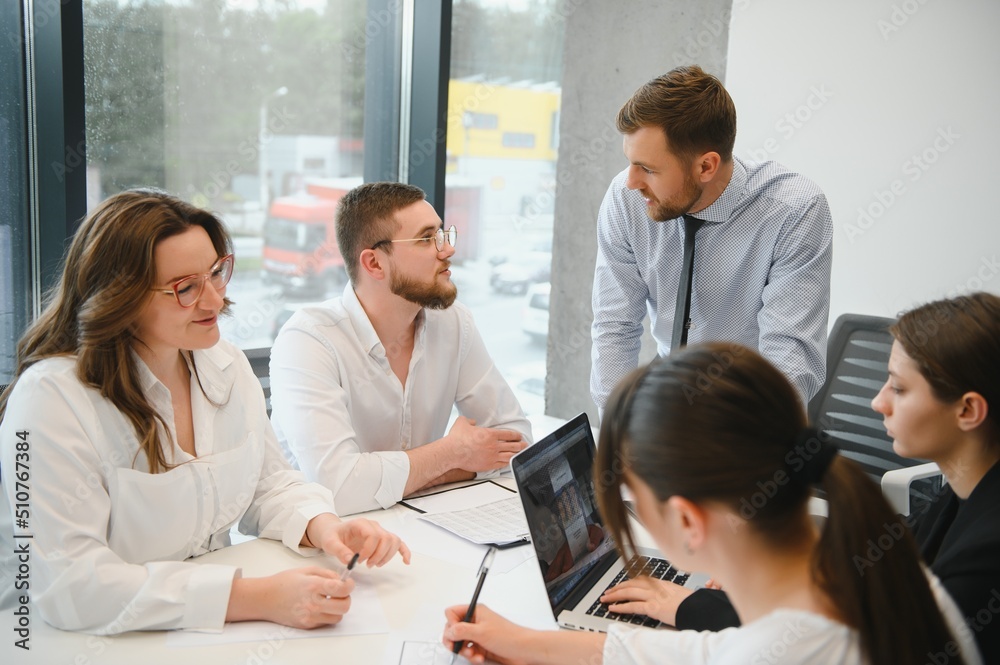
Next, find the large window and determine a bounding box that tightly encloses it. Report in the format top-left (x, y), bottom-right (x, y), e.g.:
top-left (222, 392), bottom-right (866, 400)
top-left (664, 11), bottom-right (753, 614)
top-left (9, 0), bottom-right (562, 415)
top-left (0, 2), bottom-right (30, 384)
top-left (83, 0), bottom-right (371, 349)
top-left (446, 0), bottom-right (564, 416)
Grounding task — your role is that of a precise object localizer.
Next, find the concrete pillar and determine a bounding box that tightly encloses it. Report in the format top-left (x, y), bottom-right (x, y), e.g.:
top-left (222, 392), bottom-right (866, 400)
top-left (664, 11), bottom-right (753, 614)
top-left (546, 0), bottom-right (732, 421)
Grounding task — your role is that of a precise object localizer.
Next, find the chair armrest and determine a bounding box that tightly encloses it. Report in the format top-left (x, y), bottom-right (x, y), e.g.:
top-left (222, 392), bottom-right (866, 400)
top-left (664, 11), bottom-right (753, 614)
top-left (882, 462), bottom-right (942, 516)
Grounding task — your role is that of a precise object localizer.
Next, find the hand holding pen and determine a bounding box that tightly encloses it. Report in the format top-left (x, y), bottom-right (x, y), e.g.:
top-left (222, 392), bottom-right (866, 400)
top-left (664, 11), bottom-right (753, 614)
top-left (445, 546), bottom-right (497, 664)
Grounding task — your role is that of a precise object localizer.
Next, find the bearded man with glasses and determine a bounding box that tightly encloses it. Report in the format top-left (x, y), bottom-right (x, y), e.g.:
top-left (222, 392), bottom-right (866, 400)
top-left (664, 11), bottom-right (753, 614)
top-left (270, 182), bottom-right (531, 515)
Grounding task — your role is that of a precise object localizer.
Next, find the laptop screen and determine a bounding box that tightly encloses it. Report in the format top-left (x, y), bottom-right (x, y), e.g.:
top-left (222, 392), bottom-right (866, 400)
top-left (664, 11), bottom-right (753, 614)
top-left (512, 415), bottom-right (617, 609)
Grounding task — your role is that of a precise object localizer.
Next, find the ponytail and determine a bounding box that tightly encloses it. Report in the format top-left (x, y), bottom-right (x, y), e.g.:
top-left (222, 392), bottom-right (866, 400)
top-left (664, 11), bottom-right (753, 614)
top-left (816, 456), bottom-right (966, 664)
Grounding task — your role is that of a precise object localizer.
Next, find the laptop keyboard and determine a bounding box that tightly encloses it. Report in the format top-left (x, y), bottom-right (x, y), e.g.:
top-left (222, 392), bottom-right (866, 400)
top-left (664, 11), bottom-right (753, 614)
top-left (585, 555), bottom-right (691, 628)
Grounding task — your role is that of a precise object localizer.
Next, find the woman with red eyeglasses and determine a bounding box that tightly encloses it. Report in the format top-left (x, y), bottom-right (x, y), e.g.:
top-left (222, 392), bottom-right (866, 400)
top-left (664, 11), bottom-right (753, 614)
top-left (0, 188), bottom-right (409, 634)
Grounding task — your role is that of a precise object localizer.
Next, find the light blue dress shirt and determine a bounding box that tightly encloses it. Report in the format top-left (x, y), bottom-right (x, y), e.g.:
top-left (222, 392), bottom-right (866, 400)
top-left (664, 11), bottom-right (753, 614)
top-left (591, 157), bottom-right (833, 409)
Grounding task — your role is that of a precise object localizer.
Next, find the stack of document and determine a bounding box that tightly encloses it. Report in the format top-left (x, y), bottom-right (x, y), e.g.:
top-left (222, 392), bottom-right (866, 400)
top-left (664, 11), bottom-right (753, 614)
top-left (402, 481), bottom-right (531, 548)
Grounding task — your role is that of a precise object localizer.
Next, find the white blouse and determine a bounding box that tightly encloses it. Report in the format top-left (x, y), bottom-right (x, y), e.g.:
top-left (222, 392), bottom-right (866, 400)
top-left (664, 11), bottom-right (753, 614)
top-left (0, 341), bottom-right (337, 634)
top-left (603, 572), bottom-right (982, 665)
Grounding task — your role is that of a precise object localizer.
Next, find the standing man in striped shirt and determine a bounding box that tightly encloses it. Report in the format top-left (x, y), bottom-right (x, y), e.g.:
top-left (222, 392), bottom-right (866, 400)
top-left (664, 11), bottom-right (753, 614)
top-left (591, 66), bottom-right (832, 412)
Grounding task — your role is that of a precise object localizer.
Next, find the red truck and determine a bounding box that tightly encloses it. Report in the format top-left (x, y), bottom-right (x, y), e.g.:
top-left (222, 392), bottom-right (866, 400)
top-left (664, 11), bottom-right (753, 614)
top-left (261, 179), bottom-right (481, 295)
top-left (261, 184), bottom-right (351, 295)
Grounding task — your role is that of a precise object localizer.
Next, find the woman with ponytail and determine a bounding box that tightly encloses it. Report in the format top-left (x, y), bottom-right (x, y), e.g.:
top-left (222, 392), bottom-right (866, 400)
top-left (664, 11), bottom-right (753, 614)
top-left (872, 292), bottom-right (1000, 663)
top-left (442, 343), bottom-right (979, 664)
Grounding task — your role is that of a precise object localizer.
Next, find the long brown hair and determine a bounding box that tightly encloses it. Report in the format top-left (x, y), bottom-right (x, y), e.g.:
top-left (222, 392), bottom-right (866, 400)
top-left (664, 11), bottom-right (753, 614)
top-left (892, 291), bottom-right (1000, 445)
top-left (0, 188), bottom-right (232, 473)
top-left (595, 342), bottom-right (965, 665)
top-left (616, 65), bottom-right (737, 162)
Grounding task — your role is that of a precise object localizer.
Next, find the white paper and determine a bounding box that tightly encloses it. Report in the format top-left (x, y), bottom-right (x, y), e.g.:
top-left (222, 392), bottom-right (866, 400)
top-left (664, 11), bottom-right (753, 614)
top-left (386, 514), bottom-right (535, 574)
top-left (419, 495), bottom-right (529, 545)
top-left (166, 583), bottom-right (388, 647)
top-left (402, 481), bottom-right (516, 514)
top-left (398, 640), bottom-right (475, 665)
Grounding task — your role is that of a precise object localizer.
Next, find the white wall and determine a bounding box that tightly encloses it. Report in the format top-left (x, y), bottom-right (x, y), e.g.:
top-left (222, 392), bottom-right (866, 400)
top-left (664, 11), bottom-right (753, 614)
top-left (726, 0), bottom-right (1000, 321)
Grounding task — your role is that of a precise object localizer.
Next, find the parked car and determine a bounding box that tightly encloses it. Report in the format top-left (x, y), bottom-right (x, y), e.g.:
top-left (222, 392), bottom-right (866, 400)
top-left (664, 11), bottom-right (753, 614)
top-left (521, 282), bottom-right (550, 343)
top-left (504, 361), bottom-right (547, 417)
top-left (490, 251), bottom-right (551, 295)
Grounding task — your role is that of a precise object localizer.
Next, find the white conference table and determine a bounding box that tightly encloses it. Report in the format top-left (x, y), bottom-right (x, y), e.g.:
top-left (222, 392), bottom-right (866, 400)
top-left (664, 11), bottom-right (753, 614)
top-left (3, 415), bottom-right (635, 665)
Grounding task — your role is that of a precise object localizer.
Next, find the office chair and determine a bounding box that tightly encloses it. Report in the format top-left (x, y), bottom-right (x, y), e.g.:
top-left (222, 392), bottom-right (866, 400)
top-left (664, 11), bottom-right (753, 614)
top-left (807, 314), bottom-right (942, 515)
top-left (242, 349), bottom-right (272, 416)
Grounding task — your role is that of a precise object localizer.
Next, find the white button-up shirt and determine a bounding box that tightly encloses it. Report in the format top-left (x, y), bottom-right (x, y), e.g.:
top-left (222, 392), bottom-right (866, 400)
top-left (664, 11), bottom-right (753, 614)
top-left (0, 341), bottom-right (336, 634)
top-left (270, 286), bottom-right (532, 515)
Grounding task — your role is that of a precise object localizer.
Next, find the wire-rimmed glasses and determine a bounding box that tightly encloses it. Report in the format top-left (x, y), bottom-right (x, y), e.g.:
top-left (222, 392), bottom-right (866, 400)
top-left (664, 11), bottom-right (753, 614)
top-left (372, 225), bottom-right (457, 252)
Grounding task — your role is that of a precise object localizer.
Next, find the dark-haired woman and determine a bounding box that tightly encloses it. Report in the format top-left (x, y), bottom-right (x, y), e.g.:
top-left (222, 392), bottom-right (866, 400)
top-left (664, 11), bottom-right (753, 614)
top-left (0, 189), bottom-right (409, 634)
top-left (871, 292), bottom-right (1000, 663)
top-left (442, 343), bottom-right (979, 664)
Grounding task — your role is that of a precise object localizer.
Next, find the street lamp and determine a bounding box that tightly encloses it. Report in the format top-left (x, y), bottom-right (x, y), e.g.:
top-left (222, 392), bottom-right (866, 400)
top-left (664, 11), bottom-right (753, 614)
top-left (259, 86), bottom-right (288, 215)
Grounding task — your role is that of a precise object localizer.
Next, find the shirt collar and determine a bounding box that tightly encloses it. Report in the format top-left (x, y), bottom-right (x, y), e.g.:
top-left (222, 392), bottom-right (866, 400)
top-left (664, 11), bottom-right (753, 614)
top-left (690, 156), bottom-right (748, 225)
top-left (342, 284), bottom-right (387, 357)
top-left (341, 284), bottom-right (427, 361)
top-left (131, 343), bottom-right (237, 404)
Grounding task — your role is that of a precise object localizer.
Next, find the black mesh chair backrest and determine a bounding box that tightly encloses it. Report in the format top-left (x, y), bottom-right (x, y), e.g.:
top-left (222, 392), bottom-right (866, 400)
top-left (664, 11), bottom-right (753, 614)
top-left (242, 349), bottom-right (272, 417)
top-left (807, 314), bottom-right (941, 503)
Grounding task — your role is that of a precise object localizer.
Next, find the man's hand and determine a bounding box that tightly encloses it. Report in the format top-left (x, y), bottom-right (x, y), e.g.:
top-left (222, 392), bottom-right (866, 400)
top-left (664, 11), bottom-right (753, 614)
top-left (446, 416), bottom-right (528, 472)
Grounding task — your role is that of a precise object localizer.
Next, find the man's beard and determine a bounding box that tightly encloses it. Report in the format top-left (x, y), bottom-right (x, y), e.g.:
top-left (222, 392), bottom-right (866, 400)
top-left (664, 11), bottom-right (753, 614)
top-left (646, 170), bottom-right (704, 221)
top-left (389, 269), bottom-right (458, 310)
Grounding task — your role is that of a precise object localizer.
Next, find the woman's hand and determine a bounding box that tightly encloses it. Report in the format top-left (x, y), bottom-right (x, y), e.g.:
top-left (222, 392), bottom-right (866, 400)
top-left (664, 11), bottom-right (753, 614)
top-left (443, 605), bottom-right (604, 665)
top-left (443, 604), bottom-right (531, 665)
top-left (306, 513), bottom-right (411, 568)
top-left (599, 576), bottom-right (695, 626)
top-left (227, 567), bottom-right (355, 629)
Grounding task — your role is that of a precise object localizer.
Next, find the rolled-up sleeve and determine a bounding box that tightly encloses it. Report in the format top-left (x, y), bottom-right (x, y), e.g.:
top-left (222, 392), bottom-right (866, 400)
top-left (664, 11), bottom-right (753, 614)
top-left (453, 304), bottom-right (532, 447)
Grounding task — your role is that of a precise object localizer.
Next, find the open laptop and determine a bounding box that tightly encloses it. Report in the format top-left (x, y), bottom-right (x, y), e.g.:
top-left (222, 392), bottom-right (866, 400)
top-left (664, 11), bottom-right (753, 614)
top-left (511, 413), bottom-right (708, 632)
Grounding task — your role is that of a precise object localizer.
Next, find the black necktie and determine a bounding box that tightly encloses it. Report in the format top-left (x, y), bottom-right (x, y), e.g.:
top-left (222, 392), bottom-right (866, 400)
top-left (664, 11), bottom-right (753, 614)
top-left (671, 215), bottom-right (705, 350)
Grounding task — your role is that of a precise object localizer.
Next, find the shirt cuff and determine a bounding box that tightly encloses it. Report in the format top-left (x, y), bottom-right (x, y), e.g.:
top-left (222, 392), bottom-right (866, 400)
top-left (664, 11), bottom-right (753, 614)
top-left (374, 451), bottom-right (410, 509)
top-left (282, 500), bottom-right (339, 555)
top-left (181, 564), bottom-right (239, 632)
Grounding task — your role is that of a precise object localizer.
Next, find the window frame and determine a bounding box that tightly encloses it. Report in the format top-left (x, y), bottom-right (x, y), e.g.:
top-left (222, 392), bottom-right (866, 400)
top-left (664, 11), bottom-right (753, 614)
top-left (16, 0), bottom-right (455, 359)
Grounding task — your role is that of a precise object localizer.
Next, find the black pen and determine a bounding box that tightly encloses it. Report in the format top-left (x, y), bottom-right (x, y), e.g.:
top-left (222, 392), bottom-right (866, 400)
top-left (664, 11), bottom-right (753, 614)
top-left (451, 545), bottom-right (498, 664)
top-left (326, 553), bottom-right (360, 599)
top-left (342, 552), bottom-right (360, 581)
